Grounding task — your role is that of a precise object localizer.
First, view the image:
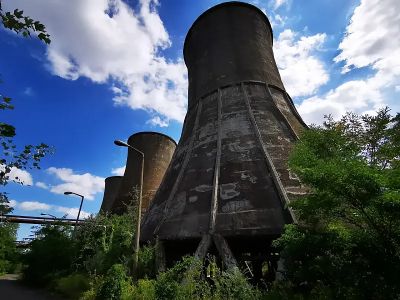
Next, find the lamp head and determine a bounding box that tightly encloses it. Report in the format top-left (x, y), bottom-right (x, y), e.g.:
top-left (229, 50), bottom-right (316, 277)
top-left (114, 140), bottom-right (129, 147)
top-left (64, 191), bottom-right (72, 195)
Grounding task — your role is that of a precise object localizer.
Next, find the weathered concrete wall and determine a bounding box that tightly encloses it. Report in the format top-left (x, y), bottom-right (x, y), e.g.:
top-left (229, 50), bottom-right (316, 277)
top-left (111, 132), bottom-right (176, 214)
top-left (141, 2), bottom-right (307, 245)
top-left (100, 176), bottom-right (122, 213)
top-left (184, 2), bottom-right (283, 108)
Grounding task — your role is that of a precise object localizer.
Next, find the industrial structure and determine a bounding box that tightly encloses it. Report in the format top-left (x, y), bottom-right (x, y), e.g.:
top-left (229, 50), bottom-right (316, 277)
top-left (110, 132), bottom-right (176, 214)
top-left (100, 176), bottom-right (123, 213)
top-left (141, 2), bottom-right (308, 278)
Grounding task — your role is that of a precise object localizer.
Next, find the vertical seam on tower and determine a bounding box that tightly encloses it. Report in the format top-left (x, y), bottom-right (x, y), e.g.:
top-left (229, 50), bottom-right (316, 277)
top-left (241, 82), bottom-right (297, 223)
top-left (209, 88), bottom-right (222, 233)
top-left (264, 84), bottom-right (300, 140)
top-left (153, 100), bottom-right (204, 236)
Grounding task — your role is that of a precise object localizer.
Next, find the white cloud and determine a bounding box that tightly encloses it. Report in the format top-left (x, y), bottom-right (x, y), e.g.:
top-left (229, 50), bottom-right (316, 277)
top-left (18, 201), bottom-right (51, 211)
top-left (273, 0), bottom-right (288, 9)
top-left (111, 166), bottom-right (125, 176)
top-left (334, 0), bottom-right (400, 75)
top-left (35, 181), bottom-right (49, 189)
top-left (297, 0), bottom-right (400, 124)
top-left (8, 199), bottom-right (17, 208)
top-left (4, 0), bottom-right (188, 125)
top-left (47, 167), bottom-right (104, 200)
top-left (0, 165), bottom-right (33, 185)
top-left (146, 115), bottom-right (169, 127)
top-left (274, 29), bottom-right (329, 97)
top-left (297, 78), bottom-right (384, 124)
top-left (55, 206), bottom-right (91, 219)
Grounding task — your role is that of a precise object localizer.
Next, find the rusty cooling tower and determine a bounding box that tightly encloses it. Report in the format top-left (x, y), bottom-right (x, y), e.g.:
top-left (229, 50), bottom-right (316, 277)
top-left (111, 132), bottom-right (177, 214)
top-left (141, 2), bottom-right (307, 270)
top-left (100, 176), bottom-right (123, 213)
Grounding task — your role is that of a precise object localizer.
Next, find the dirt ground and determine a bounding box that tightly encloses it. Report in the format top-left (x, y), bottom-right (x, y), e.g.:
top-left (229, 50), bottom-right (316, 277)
top-left (0, 274), bottom-right (63, 300)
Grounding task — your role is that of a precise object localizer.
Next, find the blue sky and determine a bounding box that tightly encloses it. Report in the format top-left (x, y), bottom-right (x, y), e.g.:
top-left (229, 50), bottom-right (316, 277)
top-left (1, 0), bottom-right (399, 239)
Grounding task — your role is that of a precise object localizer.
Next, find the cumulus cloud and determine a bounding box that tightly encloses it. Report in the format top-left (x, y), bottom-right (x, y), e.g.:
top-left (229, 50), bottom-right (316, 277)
top-left (4, 0), bottom-right (188, 125)
top-left (47, 167), bottom-right (104, 200)
top-left (297, 78), bottom-right (384, 124)
top-left (274, 29), bottom-right (329, 97)
top-left (297, 0), bottom-right (400, 124)
top-left (334, 0), bottom-right (400, 74)
top-left (0, 165), bottom-right (33, 185)
top-left (146, 115), bottom-right (169, 127)
top-left (18, 201), bottom-right (51, 211)
top-left (111, 166), bottom-right (125, 176)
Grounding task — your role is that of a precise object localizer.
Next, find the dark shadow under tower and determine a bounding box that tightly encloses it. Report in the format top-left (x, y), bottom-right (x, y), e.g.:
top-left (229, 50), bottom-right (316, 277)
top-left (141, 2), bottom-right (308, 276)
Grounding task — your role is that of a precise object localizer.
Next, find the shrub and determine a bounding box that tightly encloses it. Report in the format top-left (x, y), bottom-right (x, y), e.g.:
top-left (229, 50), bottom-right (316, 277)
top-left (154, 256), bottom-right (194, 300)
top-left (22, 224), bottom-right (75, 286)
top-left (214, 268), bottom-right (262, 300)
top-left (97, 264), bottom-right (128, 299)
top-left (131, 279), bottom-right (156, 300)
top-left (55, 273), bottom-right (90, 299)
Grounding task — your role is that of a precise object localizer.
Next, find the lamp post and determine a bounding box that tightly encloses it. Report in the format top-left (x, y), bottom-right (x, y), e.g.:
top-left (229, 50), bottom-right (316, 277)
top-left (114, 139), bottom-right (144, 277)
top-left (64, 191), bottom-right (85, 227)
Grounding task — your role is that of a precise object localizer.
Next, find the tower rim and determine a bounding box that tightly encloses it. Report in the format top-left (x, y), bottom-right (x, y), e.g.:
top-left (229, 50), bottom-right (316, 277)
top-left (183, 1), bottom-right (274, 66)
top-left (127, 131), bottom-right (177, 146)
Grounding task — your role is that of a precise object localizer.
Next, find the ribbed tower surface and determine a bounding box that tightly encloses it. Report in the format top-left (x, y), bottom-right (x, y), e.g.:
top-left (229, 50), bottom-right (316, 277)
top-left (112, 132), bottom-right (176, 214)
top-left (141, 2), bottom-right (308, 265)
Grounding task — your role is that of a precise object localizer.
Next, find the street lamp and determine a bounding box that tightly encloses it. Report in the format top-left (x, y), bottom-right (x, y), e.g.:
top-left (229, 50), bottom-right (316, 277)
top-left (114, 139), bottom-right (144, 276)
top-left (64, 191), bottom-right (85, 227)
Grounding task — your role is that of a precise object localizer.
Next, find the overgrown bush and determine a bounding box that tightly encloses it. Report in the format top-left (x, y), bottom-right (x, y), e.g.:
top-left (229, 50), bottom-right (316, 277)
top-left (55, 273), bottom-right (90, 299)
top-left (131, 279), bottom-right (156, 299)
top-left (275, 108), bottom-right (400, 299)
top-left (0, 222), bottom-right (19, 274)
top-left (214, 268), bottom-right (262, 300)
top-left (22, 224), bottom-right (75, 286)
top-left (97, 264), bottom-right (131, 300)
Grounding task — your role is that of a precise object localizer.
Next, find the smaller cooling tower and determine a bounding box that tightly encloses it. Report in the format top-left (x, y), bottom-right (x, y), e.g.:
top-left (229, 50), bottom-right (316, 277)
top-left (100, 176), bottom-right (123, 213)
top-left (111, 132), bottom-right (177, 214)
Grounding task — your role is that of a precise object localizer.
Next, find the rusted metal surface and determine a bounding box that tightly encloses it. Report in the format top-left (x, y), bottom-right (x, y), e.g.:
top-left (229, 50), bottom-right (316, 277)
top-left (112, 132), bottom-right (176, 214)
top-left (0, 214), bottom-right (85, 226)
top-left (141, 2), bottom-right (308, 271)
top-left (100, 176), bottom-right (122, 213)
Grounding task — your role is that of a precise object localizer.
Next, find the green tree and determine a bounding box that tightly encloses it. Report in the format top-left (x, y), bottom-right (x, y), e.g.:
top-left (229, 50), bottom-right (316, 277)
top-left (275, 108), bottom-right (400, 299)
top-left (0, 1), bottom-right (50, 44)
top-left (22, 224), bottom-right (75, 285)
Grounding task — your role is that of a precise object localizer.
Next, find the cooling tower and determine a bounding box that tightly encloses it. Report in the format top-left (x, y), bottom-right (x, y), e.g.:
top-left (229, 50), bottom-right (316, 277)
top-left (141, 2), bottom-right (307, 273)
top-left (100, 176), bottom-right (123, 213)
top-left (111, 132), bottom-right (177, 214)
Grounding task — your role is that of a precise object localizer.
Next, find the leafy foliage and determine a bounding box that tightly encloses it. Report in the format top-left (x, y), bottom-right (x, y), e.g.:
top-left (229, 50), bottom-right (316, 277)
top-left (0, 220), bottom-right (18, 274)
top-left (55, 273), bottom-right (90, 299)
top-left (0, 1), bottom-right (50, 44)
top-left (275, 108), bottom-right (400, 299)
top-left (22, 224), bottom-right (75, 285)
top-left (97, 264), bottom-right (130, 300)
